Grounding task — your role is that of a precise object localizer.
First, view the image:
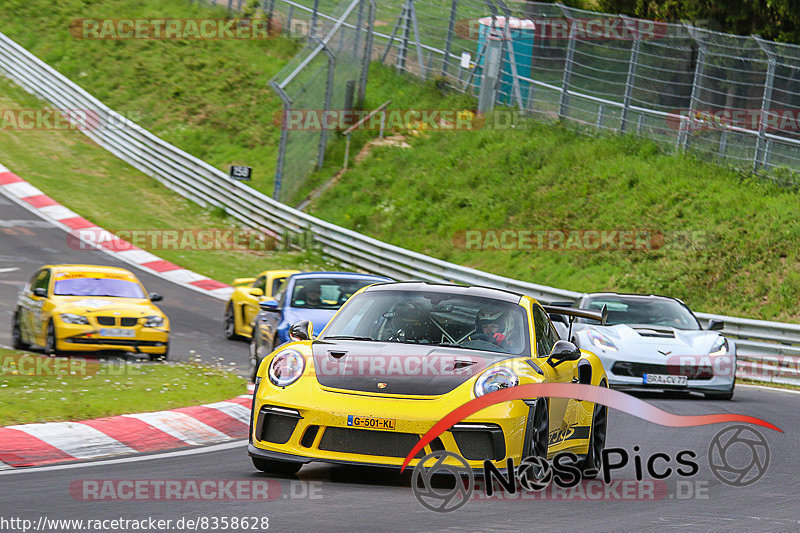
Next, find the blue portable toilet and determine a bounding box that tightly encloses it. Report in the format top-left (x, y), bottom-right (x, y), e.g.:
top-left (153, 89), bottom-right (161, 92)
top-left (474, 16), bottom-right (535, 107)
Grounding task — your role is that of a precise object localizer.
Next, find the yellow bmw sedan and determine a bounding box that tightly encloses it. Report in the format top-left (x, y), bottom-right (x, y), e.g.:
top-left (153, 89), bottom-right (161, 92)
top-left (11, 264), bottom-right (170, 360)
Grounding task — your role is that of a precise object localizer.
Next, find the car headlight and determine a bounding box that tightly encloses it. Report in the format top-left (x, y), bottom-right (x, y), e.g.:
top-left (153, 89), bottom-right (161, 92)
top-left (268, 349), bottom-right (306, 387)
top-left (587, 330), bottom-right (617, 352)
top-left (710, 337), bottom-right (729, 356)
top-left (143, 315), bottom-right (164, 328)
top-left (60, 313), bottom-right (89, 325)
top-left (474, 366), bottom-right (519, 398)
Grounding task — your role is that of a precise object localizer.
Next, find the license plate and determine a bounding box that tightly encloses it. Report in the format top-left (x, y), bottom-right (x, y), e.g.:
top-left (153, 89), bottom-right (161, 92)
top-left (347, 415), bottom-right (395, 431)
top-left (643, 373), bottom-right (688, 386)
top-left (99, 328), bottom-right (136, 338)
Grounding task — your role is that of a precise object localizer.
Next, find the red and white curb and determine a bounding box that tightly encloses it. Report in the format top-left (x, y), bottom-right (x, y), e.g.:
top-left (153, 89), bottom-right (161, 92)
top-left (0, 385), bottom-right (255, 469)
top-left (0, 164), bottom-right (233, 300)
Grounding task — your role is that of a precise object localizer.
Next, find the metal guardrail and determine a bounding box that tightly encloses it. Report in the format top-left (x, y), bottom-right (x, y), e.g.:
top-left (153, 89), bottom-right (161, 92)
top-left (0, 28), bottom-right (798, 384)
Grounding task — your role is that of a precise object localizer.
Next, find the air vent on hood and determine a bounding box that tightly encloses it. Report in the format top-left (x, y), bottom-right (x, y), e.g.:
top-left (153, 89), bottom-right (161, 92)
top-left (632, 328), bottom-right (675, 338)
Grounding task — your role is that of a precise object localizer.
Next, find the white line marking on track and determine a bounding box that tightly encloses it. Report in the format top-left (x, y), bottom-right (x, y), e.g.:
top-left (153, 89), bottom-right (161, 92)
top-left (0, 267), bottom-right (19, 273)
top-left (5, 422), bottom-right (136, 459)
top-left (739, 383), bottom-right (800, 395)
top-left (0, 440), bottom-right (246, 476)
top-left (123, 411), bottom-right (230, 445)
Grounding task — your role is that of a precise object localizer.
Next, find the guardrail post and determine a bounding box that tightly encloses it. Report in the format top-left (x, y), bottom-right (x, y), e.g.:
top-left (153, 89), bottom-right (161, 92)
top-left (477, 29), bottom-right (503, 114)
top-left (680, 25), bottom-right (705, 150)
top-left (558, 19), bottom-right (577, 120)
top-left (442, 0), bottom-right (458, 77)
top-left (754, 36), bottom-right (777, 172)
top-left (620, 16), bottom-right (640, 132)
top-left (597, 103), bottom-right (605, 129)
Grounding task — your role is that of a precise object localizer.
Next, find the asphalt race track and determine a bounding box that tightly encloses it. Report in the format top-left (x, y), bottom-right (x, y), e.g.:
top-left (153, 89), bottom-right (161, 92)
top-left (0, 387), bottom-right (797, 532)
top-left (2, 191), bottom-right (800, 532)
top-left (0, 194), bottom-right (248, 369)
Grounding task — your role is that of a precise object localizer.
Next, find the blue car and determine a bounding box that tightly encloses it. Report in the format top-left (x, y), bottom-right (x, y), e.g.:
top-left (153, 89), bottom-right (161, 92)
top-left (248, 272), bottom-right (391, 380)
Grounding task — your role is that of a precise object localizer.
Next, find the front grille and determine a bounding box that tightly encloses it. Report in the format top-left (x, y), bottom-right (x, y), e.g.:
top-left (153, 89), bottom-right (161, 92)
top-left (120, 317), bottom-right (138, 327)
top-left (450, 425), bottom-right (505, 461)
top-left (611, 362), bottom-right (713, 380)
top-left (256, 408), bottom-right (300, 444)
top-left (67, 338), bottom-right (163, 347)
top-left (96, 316), bottom-right (116, 326)
top-left (318, 427), bottom-right (423, 458)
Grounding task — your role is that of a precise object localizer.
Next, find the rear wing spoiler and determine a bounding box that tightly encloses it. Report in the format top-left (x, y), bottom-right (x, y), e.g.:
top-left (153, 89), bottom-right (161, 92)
top-left (543, 305), bottom-right (608, 326)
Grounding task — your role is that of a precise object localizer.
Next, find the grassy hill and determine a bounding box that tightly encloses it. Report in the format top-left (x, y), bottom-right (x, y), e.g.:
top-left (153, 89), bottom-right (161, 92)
top-left (1, 0), bottom-right (799, 321)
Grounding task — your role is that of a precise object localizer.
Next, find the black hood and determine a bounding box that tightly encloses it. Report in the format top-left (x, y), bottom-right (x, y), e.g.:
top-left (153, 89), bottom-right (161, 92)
top-left (311, 341), bottom-right (510, 396)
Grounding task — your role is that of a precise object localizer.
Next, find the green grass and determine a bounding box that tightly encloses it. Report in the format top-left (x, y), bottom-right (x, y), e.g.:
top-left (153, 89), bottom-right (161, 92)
top-left (0, 348), bottom-right (246, 426)
top-left (0, 76), bottom-right (336, 281)
top-left (308, 84), bottom-right (800, 322)
top-left (0, 0), bottom-right (300, 199)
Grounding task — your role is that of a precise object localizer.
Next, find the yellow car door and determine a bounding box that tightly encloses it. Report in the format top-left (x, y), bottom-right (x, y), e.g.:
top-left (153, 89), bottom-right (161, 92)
top-left (242, 275), bottom-right (267, 333)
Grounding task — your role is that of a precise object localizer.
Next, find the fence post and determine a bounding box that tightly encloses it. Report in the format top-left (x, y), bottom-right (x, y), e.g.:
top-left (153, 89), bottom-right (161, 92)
top-left (269, 81), bottom-right (292, 202)
top-left (478, 29), bottom-right (503, 114)
top-left (558, 21), bottom-right (577, 120)
top-left (442, 0), bottom-right (458, 77)
top-left (286, 5), bottom-right (294, 37)
top-left (310, 0), bottom-right (320, 38)
top-left (754, 36), bottom-right (776, 172)
top-left (396, 2), bottom-right (411, 72)
top-left (353, 0), bottom-right (364, 58)
top-left (680, 25), bottom-right (705, 150)
top-left (356, 1), bottom-right (375, 107)
top-left (620, 16), bottom-right (640, 132)
top-left (317, 44), bottom-right (335, 170)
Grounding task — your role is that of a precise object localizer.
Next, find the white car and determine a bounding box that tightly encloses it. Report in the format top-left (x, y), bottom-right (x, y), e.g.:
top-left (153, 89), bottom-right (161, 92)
top-left (550, 293), bottom-right (736, 400)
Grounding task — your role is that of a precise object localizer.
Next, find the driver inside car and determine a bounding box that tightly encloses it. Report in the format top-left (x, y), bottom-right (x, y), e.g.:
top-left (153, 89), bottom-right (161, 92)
top-left (471, 308), bottom-right (511, 348)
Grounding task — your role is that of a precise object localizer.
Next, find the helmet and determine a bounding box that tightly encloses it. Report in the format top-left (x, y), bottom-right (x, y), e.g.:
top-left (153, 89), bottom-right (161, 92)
top-left (476, 307), bottom-right (506, 332)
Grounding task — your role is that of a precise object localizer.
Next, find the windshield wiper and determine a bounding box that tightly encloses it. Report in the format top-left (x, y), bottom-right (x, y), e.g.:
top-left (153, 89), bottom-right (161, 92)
top-left (323, 335), bottom-right (376, 341)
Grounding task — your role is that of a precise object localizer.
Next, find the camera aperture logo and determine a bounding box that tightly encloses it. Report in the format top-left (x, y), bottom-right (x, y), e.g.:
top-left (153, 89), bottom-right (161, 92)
top-left (411, 451), bottom-right (474, 513)
top-left (708, 425), bottom-right (770, 487)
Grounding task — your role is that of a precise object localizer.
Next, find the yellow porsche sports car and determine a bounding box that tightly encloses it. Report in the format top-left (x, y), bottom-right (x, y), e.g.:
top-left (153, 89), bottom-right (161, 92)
top-left (224, 269), bottom-right (300, 339)
top-left (248, 282), bottom-right (609, 475)
top-left (12, 265), bottom-right (170, 360)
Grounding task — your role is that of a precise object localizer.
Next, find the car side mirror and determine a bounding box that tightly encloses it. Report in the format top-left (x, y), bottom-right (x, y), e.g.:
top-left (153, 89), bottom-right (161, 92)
top-left (289, 320), bottom-right (313, 341)
top-left (149, 292), bottom-right (163, 302)
top-left (258, 299), bottom-right (280, 312)
top-left (249, 288), bottom-right (264, 297)
top-left (547, 340), bottom-right (581, 367)
top-left (33, 287), bottom-right (47, 298)
top-left (707, 319), bottom-right (724, 331)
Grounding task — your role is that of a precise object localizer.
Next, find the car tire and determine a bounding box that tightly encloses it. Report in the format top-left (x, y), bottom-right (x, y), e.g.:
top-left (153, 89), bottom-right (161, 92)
top-left (581, 387), bottom-right (608, 479)
top-left (704, 383), bottom-right (734, 401)
top-left (224, 304), bottom-right (239, 340)
top-left (44, 320), bottom-right (59, 356)
top-left (12, 311), bottom-right (28, 350)
top-left (249, 329), bottom-right (275, 383)
top-left (149, 342), bottom-right (169, 362)
top-left (251, 457), bottom-right (302, 475)
top-left (522, 397), bottom-right (549, 462)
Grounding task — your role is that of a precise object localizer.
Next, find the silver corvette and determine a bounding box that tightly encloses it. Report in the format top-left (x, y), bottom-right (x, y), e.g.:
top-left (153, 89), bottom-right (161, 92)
top-left (550, 293), bottom-right (736, 400)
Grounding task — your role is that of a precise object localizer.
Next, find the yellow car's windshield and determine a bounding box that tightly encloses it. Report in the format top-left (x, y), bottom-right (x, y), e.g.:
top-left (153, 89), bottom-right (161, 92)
top-left (322, 290), bottom-right (530, 355)
top-left (53, 277), bottom-right (145, 298)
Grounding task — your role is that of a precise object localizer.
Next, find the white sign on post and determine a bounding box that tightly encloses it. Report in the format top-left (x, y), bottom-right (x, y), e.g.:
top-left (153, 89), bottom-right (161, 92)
top-left (460, 52), bottom-right (472, 69)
